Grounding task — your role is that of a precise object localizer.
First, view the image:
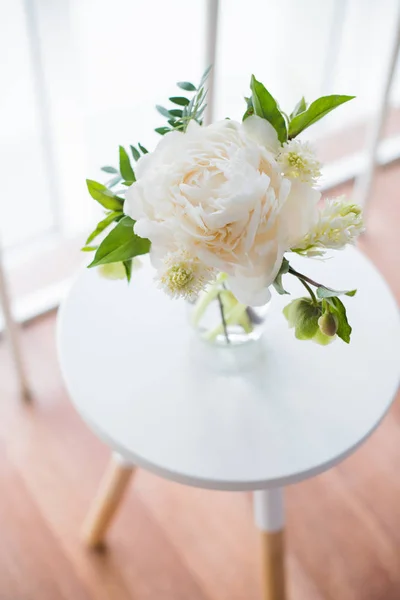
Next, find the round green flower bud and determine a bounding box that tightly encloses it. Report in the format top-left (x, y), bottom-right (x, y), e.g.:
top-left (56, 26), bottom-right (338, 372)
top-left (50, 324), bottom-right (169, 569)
top-left (318, 311), bottom-right (338, 337)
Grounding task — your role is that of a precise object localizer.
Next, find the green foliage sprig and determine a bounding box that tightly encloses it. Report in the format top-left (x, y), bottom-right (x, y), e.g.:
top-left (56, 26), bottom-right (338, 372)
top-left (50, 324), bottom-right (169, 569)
top-left (247, 74), bottom-right (354, 143)
top-left (155, 66), bottom-right (211, 134)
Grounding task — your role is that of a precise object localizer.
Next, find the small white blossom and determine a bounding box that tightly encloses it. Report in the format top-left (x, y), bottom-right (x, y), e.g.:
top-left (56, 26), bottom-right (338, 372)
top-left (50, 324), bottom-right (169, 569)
top-left (294, 196), bottom-right (365, 253)
top-left (156, 249), bottom-right (216, 300)
top-left (277, 140), bottom-right (321, 184)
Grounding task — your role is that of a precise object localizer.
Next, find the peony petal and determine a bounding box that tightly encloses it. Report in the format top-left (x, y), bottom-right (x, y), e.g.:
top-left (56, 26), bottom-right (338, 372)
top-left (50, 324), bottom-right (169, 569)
top-left (242, 115), bottom-right (280, 154)
top-left (280, 181), bottom-right (320, 249)
top-left (228, 273), bottom-right (272, 307)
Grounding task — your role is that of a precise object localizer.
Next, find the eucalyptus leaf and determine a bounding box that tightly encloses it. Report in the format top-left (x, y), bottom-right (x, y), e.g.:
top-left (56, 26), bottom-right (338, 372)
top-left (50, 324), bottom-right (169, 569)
top-left (85, 210), bottom-right (122, 245)
top-left (155, 126), bottom-right (171, 136)
top-left (288, 95), bottom-right (355, 139)
top-left (156, 105), bottom-right (172, 118)
top-left (169, 96), bottom-right (190, 106)
top-left (119, 146), bottom-right (135, 182)
top-left (138, 143), bottom-right (148, 154)
top-left (88, 216), bottom-right (150, 268)
top-left (177, 81), bottom-right (196, 92)
top-left (106, 174), bottom-right (122, 188)
top-left (101, 166), bottom-right (118, 174)
top-left (169, 108), bottom-right (183, 118)
top-left (250, 75), bottom-right (287, 143)
top-left (199, 65), bottom-right (212, 88)
top-left (130, 145), bottom-right (141, 161)
top-left (86, 180), bottom-right (123, 211)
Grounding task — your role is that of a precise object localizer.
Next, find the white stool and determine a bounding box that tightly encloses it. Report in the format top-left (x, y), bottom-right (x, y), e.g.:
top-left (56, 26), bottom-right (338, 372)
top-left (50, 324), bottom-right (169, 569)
top-left (57, 247), bottom-right (400, 600)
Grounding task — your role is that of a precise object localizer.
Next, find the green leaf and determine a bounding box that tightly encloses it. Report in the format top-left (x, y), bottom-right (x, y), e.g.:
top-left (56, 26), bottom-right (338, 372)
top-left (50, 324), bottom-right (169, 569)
top-left (107, 174), bottom-right (122, 188)
top-left (119, 146), bottom-right (135, 182)
top-left (81, 245), bottom-right (98, 252)
top-left (85, 210), bottom-right (123, 245)
top-left (86, 180), bottom-right (123, 211)
top-left (272, 258), bottom-right (290, 295)
top-left (317, 286), bottom-right (357, 299)
top-left (156, 105), bottom-right (172, 118)
top-left (169, 108), bottom-right (183, 118)
top-left (138, 143), bottom-right (148, 154)
top-left (155, 126), bottom-right (171, 136)
top-left (130, 145), bottom-right (141, 161)
top-left (121, 180), bottom-right (134, 186)
top-left (250, 75), bottom-right (287, 143)
top-left (101, 166), bottom-right (118, 174)
top-left (88, 216), bottom-right (150, 268)
top-left (199, 65), bottom-right (212, 88)
top-left (123, 259), bottom-right (132, 282)
top-left (327, 297), bottom-right (352, 343)
top-left (177, 81), bottom-right (196, 92)
top-left (169, 96), bottom-right (190, 106)
top-left (289, 97), bottom-right (307, 120)
top-left (288, 95), bottom-right (355, 139)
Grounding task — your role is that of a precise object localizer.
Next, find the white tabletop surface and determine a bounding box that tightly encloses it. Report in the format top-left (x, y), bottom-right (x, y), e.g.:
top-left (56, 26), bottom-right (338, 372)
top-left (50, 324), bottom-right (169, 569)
top-left (57, 248), bottom-right (400, 491)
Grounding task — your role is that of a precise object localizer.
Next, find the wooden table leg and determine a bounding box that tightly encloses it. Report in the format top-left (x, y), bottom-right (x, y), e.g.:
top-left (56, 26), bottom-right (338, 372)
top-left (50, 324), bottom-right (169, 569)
top-left (254, 488), bottom-right (286, 600)
top-left (82, 452), bottom-right (135, 549)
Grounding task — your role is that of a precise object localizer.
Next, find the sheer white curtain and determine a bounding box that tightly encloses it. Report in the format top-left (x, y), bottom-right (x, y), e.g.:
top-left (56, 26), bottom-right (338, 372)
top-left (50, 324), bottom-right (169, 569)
top-left (1, 0), bottom-right (400, 294)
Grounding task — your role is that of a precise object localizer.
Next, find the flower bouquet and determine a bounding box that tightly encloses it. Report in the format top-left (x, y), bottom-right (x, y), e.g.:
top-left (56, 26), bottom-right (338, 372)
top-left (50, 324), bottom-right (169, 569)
top-left (83, 68), bottom-right (364, 347)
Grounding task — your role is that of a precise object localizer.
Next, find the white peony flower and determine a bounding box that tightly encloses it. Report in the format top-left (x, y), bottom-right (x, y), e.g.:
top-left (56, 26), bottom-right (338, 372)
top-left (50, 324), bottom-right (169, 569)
top-left (155, 249), bottom-right (215, 300)
top-left (124, 116), bottom-right (320, 306)
top-left (277, 139), bottom-right (321, 184)
top-left (294, 196), bottom-right (364, 253)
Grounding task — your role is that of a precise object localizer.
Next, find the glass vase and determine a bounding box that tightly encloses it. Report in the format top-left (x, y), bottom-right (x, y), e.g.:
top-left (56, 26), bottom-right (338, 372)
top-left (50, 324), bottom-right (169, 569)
top-left (187, 274), bottom-right (270, 347)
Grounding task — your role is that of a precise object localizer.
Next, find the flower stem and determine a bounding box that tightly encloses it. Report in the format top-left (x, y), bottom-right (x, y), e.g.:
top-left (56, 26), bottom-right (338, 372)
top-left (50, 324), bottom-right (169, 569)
top-left (298, 278), bottom-right (318, 305)
top-left (217, 293), bottom-right (230, 344)
top-left (288, 266), bottom-right (323, 289)
top-left (203, 302), bottom-right (249, 342)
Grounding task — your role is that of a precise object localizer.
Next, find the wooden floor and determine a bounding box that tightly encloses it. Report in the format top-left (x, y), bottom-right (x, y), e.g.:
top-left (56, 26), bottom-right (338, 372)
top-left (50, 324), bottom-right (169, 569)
top-left (0, 166), bottom-right (399, 600)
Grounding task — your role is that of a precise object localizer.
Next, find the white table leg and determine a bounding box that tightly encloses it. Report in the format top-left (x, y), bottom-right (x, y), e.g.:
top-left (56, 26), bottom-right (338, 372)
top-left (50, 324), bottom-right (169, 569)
top-left (0, 247), bottom-right (30, 400)
top-left (253, 488), bottom-right (286, 600)
top-left (82, 452), bottom-right (135, 549)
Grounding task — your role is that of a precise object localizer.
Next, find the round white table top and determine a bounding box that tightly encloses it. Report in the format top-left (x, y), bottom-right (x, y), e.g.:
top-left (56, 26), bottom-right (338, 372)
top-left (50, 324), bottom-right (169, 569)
top-left (57, 248), bottom-right (400, 491)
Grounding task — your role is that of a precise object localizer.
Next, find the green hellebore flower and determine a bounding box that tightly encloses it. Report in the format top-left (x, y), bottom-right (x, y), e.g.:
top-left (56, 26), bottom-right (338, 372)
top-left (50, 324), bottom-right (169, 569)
top-left (283, 297), bottom-right (336, 345)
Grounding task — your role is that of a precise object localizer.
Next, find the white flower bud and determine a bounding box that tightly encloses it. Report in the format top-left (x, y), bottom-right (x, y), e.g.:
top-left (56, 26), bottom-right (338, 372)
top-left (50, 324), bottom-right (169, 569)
top-left (294, 196), bottom-right (365, 253)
